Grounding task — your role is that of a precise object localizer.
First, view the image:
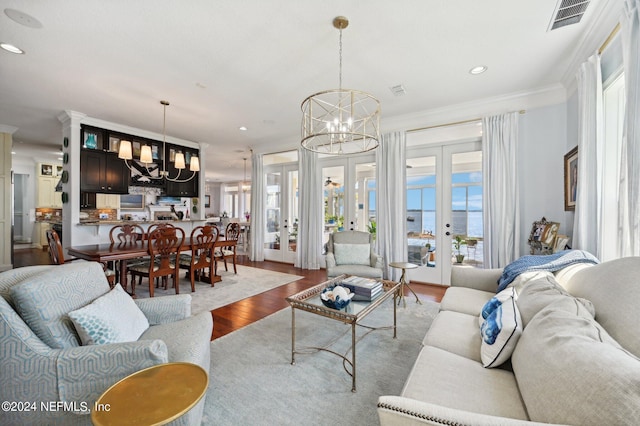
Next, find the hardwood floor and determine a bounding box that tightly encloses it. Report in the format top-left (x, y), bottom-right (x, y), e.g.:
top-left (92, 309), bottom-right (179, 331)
top-left (12, 248), bottom-right (446, 341)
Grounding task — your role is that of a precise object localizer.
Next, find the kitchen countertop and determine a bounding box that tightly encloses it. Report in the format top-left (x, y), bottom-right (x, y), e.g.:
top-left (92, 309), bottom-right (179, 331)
top-left (77, 219), bottom-right (207, 226)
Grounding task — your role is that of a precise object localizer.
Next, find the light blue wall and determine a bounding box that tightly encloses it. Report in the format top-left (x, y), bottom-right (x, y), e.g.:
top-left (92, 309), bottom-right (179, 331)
top-left (518, 102), bottom-right (568, 256)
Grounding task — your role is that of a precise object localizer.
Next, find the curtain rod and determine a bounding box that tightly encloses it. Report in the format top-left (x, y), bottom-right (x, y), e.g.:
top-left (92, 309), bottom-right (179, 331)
top-left (407, 110), bottom-right (525, 133)
top-left (599, 23), bottom-right (620, 55)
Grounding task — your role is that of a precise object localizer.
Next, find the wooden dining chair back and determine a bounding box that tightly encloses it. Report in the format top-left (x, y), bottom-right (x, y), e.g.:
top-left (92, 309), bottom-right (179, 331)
top-left (179, 225), bottom-right (220, 291)
top-left (146, 222), bottom-right (176, 238)
top-left (46, 229), bottom-right (65, 265)
top-left (109, 224), bottom-right (145, 245)
top-left (107, 224), bottom-right (146, 288)
top-left (214, 222), bottom-right (240, 275)
top-left (129, 226), bottom-right (185, 297)
top-left (46, 229), bottom-right (116, 287)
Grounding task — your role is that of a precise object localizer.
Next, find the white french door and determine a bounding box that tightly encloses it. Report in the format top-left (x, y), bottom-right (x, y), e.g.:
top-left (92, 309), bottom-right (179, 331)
top-left (406, 141), bottom-right (483, 285)
top-left (263, 164), bottom-right (299, 263)
top-left (320, 154), bottom-right (376, 255)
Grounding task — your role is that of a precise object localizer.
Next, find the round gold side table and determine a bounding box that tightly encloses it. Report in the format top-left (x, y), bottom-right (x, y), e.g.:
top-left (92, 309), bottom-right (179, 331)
top-left (91, 362), bottom-right (208, 426)
top-left (389, 261), bottom-right (422, 307)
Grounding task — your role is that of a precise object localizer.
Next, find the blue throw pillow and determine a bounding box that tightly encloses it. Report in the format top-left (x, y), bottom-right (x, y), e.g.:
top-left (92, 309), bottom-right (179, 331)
top-left (480, 288), bottom-right (522, 368)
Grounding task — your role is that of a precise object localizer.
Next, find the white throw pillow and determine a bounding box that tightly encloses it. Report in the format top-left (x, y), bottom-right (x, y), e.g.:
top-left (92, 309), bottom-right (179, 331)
top-left (68, 284), bottom-right (150, 345)
top-left (333, 243), bottom-right (370, 266)
top-left (480, 287), bottom-right (522, 368)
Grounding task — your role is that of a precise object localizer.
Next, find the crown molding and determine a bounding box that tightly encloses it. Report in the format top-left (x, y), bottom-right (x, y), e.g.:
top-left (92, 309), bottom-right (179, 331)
top-left (80, 115), bottom-right (201, 150)
top-left (381, 84), bottom-right (567, 133)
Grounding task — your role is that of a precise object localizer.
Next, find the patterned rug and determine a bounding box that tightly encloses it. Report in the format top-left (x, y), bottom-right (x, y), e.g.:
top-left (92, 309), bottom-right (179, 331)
top-left (128, 265), bottom-right (303, 314)
top-left (202, 298), bottom-right (440, 425)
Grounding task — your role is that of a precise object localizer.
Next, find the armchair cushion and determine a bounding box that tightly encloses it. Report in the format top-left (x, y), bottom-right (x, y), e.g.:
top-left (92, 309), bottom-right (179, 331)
top-left (68, 284), bottom-right (149, 345)
top-left (10, 262), bottom-right (110, 349)
top-left (333, 243), bottom-right (371, 266)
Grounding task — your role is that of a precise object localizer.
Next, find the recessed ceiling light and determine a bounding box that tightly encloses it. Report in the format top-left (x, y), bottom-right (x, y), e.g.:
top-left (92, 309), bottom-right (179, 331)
top-left (0, 42), bottom-right (25, 54)
top-left (469, 65), bottom-right (488, 75)
top-left (11, 151), bottom-right (16, 155)
top-left (239, 126), bottom-right (248, 131)
top-left (4, 9), bottom-right (43, 29)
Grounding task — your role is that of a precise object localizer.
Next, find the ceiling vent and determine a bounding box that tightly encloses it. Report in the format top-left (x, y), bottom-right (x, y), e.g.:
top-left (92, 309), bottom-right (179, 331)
top-left (389, 84), bottom-right (406, 96)
top-left (548, 0), bottom-right (591, 31)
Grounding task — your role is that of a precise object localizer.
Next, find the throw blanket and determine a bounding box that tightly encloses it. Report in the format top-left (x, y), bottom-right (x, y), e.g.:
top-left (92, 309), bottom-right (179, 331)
top-left (497, 250), bottom-right (599, 292)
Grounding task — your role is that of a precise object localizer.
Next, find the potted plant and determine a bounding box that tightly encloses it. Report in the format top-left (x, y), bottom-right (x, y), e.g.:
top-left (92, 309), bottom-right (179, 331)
top-left (420, 230), bottom-right (433, 264)
top-left (367, 220), bottom-right (377, 240)
top-left (453, 235), bottom-right (466, 264)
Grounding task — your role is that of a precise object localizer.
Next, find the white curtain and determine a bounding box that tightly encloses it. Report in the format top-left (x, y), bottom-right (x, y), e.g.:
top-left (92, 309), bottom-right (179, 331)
top-left (249, 151), bottom-right (265, 261)
top-left (482, 112), bottom-right (520, 268)
top-left (572, 53), bottom-right (604, 258)
top-left (618, 0), bottom-right (640, 256)
top-left (295, 148), bottom-right (322, 269)
top-left (376, 131), bottom-right (407, 280)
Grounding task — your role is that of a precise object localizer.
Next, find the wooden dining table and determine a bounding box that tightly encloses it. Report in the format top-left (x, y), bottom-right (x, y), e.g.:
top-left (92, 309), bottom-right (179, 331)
top-left (68, 239), bottom-right (234, 294)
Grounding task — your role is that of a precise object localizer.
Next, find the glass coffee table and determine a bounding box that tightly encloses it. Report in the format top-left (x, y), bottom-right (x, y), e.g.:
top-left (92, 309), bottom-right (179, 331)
top-left (286, 275), bottom-right (400, 392)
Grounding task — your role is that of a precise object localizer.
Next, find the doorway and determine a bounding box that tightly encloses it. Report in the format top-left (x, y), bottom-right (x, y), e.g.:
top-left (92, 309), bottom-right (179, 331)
top-left (263, 164), bottom-right (299, 263)
top-left (320, 154), bottom-right (376, 254)
top-left (405, 141), bottom-right (483, 285)
top-left (13, 173), bottom-right (32, 245)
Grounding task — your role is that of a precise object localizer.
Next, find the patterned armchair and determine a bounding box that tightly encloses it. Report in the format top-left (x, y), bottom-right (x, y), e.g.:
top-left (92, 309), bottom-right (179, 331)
top-left (325, 231), bottom-right (384, 279)
top-left (0, 262), bottom-right (212, 425)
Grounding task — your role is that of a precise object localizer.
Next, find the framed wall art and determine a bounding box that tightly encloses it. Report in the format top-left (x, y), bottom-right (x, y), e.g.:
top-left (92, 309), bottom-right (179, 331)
top-left (41, 164), bottom-right (53, 176)
top-left (564, 146), bottom-right (578, 211)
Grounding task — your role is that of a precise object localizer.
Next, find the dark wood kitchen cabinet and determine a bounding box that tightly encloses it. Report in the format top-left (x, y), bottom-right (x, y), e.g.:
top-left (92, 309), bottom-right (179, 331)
top-left (80, 150), bottom-right (129, 194)
top-left (164, 145), bottom-right (199, 197)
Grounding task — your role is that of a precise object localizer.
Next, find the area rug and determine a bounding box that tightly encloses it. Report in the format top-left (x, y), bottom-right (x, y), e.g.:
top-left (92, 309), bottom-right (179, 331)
top-left (129, 265), bottom-right (303, 315)
top-left (202, 298), bottom-right (440, 425)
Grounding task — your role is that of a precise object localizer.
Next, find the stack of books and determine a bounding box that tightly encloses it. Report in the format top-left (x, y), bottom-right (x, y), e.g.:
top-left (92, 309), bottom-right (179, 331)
top-left (341, 276), bottom-right (384, 301)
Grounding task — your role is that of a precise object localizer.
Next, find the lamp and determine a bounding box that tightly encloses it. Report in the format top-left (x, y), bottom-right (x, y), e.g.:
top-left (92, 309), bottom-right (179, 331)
top-left (118, 100), bottom-right (199, 182)
top-left (241, 157), bottom-right (250, 193)
top-left (301, 16), bottom-right (380, 155)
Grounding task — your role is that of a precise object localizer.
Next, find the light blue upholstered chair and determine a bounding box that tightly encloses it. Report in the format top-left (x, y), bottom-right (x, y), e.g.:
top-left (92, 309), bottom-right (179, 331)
top-left (0, 262), bottom-right (212, 425)
top-left (325, 231), bottom-right (384, 279)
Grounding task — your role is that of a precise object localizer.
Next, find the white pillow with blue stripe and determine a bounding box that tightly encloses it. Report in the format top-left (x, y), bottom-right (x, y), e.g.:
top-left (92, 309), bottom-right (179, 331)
top-left (479, 287), bottom-right (516, 327)
top-left (480, 286), bottom-right (522, 368)
top-left (68, 284), bottom-right (149, 345)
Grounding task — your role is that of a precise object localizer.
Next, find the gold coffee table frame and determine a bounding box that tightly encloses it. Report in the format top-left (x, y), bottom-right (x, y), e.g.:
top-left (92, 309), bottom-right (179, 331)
top-left (286, 275), bottom-right (400, 392)
top-left (91, 362), bottom-right (208, 426)
top-left (389, 261), bottom-right (422, 307)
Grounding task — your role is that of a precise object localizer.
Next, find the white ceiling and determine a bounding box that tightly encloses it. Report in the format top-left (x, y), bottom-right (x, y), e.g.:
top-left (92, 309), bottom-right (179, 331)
top-left (0, 0), bottom-right (614, 182)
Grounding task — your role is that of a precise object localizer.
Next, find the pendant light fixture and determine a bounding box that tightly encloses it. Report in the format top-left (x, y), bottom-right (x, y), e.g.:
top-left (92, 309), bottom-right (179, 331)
top-left (301, 16), bottom-right (381, 155)
top-left (118, 100), bottom-right (200, 182)
top-left (241, 157), bottom-right (250, 193)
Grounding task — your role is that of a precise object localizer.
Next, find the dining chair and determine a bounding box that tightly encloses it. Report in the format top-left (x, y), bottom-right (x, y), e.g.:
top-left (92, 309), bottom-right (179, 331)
top-left (108, 224), bottom-right (146, 289)
top-left (109, 224), bottom-right (145, 244)
top-left (128, 226), bottom-right (185, 297)
top-left (178, 225), bottom-right (220, 291)
top-left (147, 222), bottom-right (177, 234)
top-left (214, 222), bottom-right (240, 275)
top-left (45, 229), bottom-right (116, 287)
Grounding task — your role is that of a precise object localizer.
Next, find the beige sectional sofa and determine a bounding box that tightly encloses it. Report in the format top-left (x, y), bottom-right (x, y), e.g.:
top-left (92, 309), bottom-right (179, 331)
top-left (378, 256), bottom-right (640, 426)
